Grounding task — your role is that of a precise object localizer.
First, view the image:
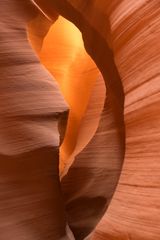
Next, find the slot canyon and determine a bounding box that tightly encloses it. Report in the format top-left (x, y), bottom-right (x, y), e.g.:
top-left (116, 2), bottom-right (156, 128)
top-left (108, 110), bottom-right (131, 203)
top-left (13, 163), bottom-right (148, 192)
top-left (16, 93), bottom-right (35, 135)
top-left (0, 0), bottom-right (160, 239)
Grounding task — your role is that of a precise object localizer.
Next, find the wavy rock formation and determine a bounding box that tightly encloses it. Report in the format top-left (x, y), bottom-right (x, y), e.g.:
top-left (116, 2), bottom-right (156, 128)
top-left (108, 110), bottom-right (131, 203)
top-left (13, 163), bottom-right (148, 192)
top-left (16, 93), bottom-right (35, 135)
top-left (0, 1), bottom-right (72, 239)
top-left (92, 1), bottom-right (160, 239)
top-left (1, 0), bottom-right (160, 240)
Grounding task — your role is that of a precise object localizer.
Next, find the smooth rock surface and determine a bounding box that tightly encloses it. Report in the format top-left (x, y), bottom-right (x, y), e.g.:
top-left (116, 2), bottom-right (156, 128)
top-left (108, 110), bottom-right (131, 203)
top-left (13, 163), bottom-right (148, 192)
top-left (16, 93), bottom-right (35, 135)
top-left (0, 1), bottom-right (72, 239)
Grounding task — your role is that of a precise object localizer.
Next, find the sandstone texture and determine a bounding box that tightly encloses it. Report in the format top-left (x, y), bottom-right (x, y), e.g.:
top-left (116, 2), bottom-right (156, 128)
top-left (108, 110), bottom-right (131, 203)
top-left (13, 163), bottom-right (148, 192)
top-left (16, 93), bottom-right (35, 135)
top-left (0, 1), bottom-right (71, 239)
top-left (0, 0), bottom-right (160, 240)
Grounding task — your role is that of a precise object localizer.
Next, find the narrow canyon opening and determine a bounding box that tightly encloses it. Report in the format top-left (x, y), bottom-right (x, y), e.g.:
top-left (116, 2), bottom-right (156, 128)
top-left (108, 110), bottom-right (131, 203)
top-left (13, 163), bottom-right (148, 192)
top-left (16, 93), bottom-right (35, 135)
top-left (28, 15), bottom-right (106, 176)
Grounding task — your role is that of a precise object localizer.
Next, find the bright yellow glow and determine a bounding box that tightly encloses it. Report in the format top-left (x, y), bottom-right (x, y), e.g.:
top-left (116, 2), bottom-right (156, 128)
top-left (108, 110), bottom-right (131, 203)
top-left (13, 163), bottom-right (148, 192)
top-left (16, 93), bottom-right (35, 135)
top-left (28, 16), bottom-right (100, 172)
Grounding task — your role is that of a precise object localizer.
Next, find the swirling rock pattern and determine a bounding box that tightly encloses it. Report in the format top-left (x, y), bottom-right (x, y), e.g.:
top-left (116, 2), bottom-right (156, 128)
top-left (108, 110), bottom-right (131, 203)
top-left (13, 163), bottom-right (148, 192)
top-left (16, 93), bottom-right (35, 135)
top-left (0, 0), bottom-right (160, 240)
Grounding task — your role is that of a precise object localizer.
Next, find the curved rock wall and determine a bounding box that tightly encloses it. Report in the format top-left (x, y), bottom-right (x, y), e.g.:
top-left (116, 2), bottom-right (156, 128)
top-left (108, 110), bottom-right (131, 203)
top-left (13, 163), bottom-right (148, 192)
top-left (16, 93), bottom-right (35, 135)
top-left (0, 1), bottom-right (71, 239)
top-left (1, 0), bottom-right (160, 240)
top-left (92, 1), bottom-right (160, 239)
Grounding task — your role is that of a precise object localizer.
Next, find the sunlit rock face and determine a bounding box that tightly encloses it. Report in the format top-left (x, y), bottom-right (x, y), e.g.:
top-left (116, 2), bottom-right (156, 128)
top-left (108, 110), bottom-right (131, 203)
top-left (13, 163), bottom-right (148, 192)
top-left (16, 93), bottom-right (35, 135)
top-left (28, 15), bottom-right (101, 170)
top-left (37, 17), bottom-right (101, 173)
top-left (1, 0), bottom-right (160, 240)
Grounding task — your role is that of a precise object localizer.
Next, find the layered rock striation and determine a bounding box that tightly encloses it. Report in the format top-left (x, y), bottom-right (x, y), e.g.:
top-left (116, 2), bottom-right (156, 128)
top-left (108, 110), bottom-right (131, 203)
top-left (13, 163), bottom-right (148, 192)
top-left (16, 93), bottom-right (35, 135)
top-left (0, 0), bottom-right (160, 240)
